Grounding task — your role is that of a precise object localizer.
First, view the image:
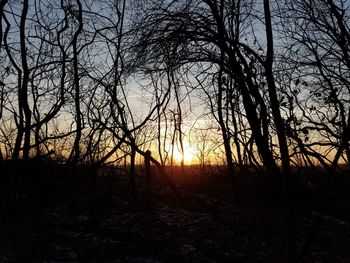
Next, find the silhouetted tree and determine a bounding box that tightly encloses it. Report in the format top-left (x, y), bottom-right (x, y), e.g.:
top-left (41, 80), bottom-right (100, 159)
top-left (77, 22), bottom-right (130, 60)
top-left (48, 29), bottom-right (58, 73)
top-left (132, 0), bottom-right (297, 259)
top-left (280, 0), bottom-right (350, 171)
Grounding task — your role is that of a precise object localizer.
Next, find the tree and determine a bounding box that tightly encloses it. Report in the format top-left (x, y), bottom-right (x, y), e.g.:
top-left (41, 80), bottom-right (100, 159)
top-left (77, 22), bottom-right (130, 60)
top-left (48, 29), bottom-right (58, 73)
top-left (281, 0), bottom-right (350, 170)
top-left (132, 0), bottom-right (297, 259)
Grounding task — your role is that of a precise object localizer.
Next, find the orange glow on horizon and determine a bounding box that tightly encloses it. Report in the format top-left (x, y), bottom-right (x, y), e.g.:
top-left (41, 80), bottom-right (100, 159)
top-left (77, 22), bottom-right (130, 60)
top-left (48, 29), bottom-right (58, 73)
top-left (173, 142), bottom-right (196, 165)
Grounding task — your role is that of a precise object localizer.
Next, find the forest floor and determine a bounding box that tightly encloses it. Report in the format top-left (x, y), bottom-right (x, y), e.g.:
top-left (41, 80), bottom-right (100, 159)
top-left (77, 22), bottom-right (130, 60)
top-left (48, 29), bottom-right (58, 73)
top-left (0, 166), bottom-right (350, 262)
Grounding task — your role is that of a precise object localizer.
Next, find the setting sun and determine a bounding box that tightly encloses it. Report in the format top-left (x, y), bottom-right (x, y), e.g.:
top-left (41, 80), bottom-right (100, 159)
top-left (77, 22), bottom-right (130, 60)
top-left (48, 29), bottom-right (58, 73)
top-left (173, 142), bottom-right (195, 164)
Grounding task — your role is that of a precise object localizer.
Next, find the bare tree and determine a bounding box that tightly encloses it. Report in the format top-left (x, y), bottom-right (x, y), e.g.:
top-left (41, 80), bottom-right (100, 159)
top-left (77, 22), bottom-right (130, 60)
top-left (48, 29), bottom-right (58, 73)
top-left (280, 0), bottom-right (350, 171)
top-left (132, 0), bottom-right (297, 259)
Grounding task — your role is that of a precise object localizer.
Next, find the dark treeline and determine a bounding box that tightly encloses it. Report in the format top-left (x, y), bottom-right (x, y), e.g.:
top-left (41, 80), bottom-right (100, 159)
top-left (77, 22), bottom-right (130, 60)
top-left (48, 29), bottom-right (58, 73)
top-left (1, 0), bottom-right (350, 262)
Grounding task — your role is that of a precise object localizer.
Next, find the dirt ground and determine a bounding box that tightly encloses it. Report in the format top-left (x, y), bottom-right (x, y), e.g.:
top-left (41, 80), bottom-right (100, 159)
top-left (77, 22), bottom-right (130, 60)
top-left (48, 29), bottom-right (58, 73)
top-left (0, 165), bottom-right (350, 262)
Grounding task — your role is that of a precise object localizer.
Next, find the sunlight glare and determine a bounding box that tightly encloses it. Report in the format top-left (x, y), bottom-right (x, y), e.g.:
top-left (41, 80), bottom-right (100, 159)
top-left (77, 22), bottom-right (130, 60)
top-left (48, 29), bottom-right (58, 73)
top-left (173, 142), bottom-right (195, 164)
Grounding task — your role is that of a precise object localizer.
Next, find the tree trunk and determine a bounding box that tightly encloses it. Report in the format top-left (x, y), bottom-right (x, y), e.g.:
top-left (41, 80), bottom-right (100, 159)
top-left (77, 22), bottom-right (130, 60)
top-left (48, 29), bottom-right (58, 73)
top-left (70, 0), bottom-right (83, 165)
top-left (217, 64), bottom-right (237, 191)
top-left (145, 150), bottom-right (151, 202)
top-left (263, 0), bottom-right (296, 261)
top-left (128, 147), bottom-right (138, 202)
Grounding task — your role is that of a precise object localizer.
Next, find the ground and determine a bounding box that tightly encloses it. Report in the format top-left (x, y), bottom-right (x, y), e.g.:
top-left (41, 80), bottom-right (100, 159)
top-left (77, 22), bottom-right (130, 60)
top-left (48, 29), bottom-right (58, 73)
top-left (0, 164), bottom-right (350, 262)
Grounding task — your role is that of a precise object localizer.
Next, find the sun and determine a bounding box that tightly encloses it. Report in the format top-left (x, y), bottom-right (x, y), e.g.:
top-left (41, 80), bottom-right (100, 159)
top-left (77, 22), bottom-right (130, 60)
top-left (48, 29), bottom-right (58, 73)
top-left (173, 142), bottom-right (195, 164)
